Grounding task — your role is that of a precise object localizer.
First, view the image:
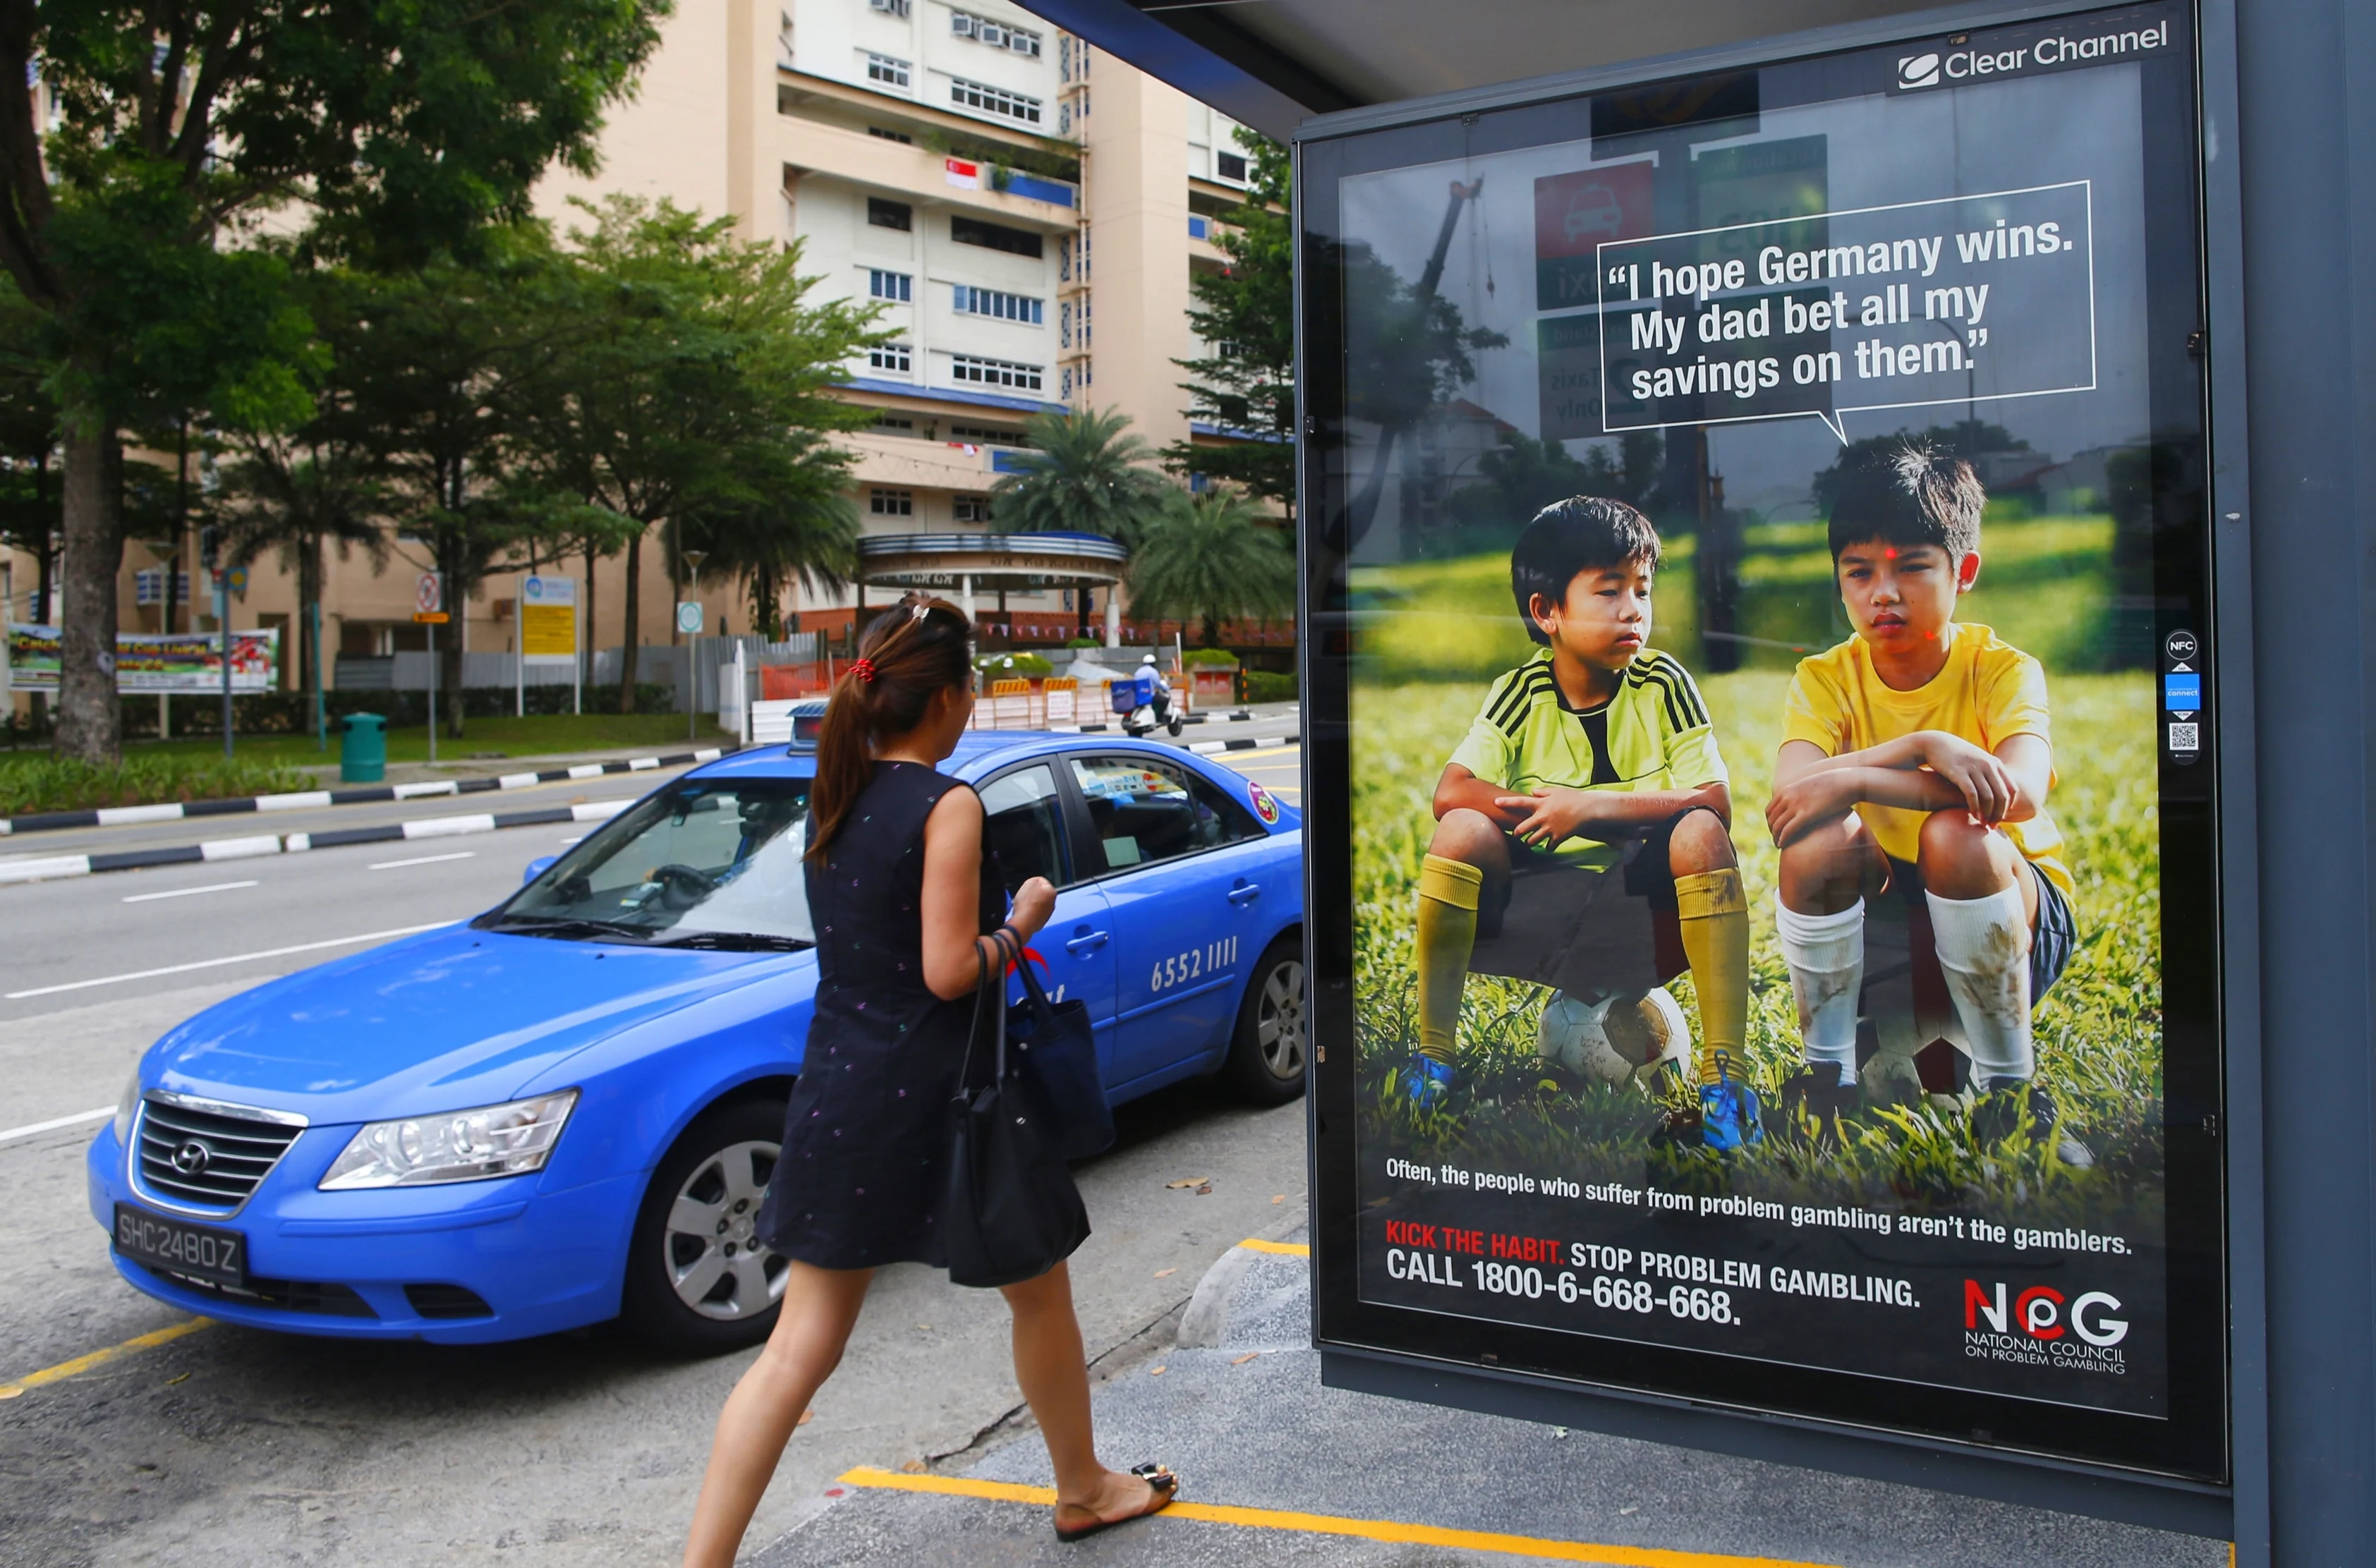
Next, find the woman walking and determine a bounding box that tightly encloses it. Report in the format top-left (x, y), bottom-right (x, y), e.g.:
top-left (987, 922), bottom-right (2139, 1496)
top-left (683, 597), bottom-right (1176, 1565)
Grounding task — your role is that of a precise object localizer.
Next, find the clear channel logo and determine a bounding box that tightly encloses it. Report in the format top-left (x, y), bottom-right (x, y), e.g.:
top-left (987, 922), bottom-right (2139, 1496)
top-left (1897, 51), bottom-right (1943, 89)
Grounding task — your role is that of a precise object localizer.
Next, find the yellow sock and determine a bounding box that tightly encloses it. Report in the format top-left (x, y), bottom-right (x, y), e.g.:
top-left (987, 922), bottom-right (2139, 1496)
top-left (1415, 854), bottom-right (1484, 1064)
top-left (1675, 868), bottom-right (1749, 1088)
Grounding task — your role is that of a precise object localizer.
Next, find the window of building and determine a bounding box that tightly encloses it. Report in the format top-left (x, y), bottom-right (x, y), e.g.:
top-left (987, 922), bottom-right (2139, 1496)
top-left (869, 0), bottom-right (908, 15)
top-left (870, 488), bottom-right (914, 516)
top-left (869, 269), bottom-right (912, 302)
top-left (949, 353), bottom-right (1042, 391)
top-left (948, 422), bottom-right (1026, 444)
top-left (864, 52), bottom-right (909, 89)
top-left (953, 494), bottom-right (990, 523)
top-left (951, 214), bottom-right (1042, 257)
top-left (950, 76), bottom-right (1041, 125)
top-left (868, 197), bottom-right (913, 231)
top-left (1216, 150), bottom-right (1248, 183)
top-left (868, 343), bottom-right (913, 375)
top-left (867, 126), bottom-right (914, 145)
top-left (953, 284), bottom-right (1043, 324)
top-left (950, 11), bottom-right (1041, 56)
top-left (873, 413), bottom-right (916, 432)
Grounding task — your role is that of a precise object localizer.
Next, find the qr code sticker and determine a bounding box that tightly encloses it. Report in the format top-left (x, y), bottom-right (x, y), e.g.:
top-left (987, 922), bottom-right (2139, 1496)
top-left (2169, 722), bottom-right (2200, 753)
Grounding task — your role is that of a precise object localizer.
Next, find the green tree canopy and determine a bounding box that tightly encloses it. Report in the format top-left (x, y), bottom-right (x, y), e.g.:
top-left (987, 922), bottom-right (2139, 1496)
top-left (514, 197), bottom-right (881, 707)
top-left (4, 0), bottom-right (668, 762)
top-left (1445, 431), bottom-right (1665, 552)
top-left (1165, 133), bottom-right (1294, 511)
top-left (1124, 487), bottom-right (1295, 648)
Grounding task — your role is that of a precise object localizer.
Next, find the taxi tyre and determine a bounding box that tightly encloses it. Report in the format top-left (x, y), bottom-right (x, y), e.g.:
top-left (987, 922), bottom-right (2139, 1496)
top-left (622, 1099), bottom-right (789, 1356)
top-left (1223, 936), bottom-right (1309, 1105)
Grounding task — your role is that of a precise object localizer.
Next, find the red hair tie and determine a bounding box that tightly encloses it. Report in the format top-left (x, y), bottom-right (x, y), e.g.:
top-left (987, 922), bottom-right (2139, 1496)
top-left (850, 657), bottom-right (878, 683)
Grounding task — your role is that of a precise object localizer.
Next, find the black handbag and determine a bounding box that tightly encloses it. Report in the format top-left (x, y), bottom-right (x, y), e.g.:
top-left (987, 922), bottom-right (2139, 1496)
top-left (1007, 947), bottom-right (1115, 1160)
top-left (943, 935), bottom-right (1091, 1289)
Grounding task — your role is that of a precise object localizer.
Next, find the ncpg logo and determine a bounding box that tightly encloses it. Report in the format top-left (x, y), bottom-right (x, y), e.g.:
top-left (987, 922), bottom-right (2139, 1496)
top-left (1897, 51), bottom-right (1942, 88)
top-left (1965, 1279), bottom-right (2129, 1345)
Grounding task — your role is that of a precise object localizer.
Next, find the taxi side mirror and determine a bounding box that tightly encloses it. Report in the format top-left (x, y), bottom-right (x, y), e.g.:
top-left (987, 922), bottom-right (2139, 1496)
top-left (523, 855), bottom-right (559, 885)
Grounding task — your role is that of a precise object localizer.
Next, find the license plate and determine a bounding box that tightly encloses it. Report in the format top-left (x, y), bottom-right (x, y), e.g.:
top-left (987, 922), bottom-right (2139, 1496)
top-left (114, 1203), bottom-right (246, 1288)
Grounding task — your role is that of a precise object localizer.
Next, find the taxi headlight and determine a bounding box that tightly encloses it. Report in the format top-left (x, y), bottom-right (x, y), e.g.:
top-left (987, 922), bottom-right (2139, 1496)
top-left (319, 1090), bottom-right (579, 1190)
top-left (114, 1070), bottom-right (143, 1145)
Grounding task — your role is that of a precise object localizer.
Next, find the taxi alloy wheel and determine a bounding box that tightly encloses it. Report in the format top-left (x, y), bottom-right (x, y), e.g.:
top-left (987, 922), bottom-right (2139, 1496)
top-left (624, 1100), bottom-right (790, 1354)
top-left (1225, 940), bottom-right (1308, 1105)
top-left (665, 1138), bottom-right (787, 1321)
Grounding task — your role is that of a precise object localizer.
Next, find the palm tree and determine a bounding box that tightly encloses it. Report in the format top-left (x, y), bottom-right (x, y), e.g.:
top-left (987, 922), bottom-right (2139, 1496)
top-left (680, 434), bottom-right (861, 639)
top-left (219, 433), bottom-right (390, 728)
top-left (1124, 487), bottom-right (1295, 648)
top-left (990, 406), bottom-right (1169, 638)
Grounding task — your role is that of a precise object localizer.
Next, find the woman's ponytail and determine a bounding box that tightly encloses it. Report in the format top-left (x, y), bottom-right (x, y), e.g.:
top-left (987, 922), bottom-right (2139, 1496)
top-left (805, 595), bottom-right (973, 861)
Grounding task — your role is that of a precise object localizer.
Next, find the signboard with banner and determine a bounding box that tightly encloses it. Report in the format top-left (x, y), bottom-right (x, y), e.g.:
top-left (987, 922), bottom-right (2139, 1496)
top-left (520, 574), bottom-right (578, 658)
top-left (1297, 0), bottom-right (2222, 1488)
top-left (4, 626), bottom-right (280, 693)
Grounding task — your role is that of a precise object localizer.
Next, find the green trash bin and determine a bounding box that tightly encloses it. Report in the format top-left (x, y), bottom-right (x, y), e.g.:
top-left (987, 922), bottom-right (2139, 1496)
top-left (340, 712), bottom-right (387, 784)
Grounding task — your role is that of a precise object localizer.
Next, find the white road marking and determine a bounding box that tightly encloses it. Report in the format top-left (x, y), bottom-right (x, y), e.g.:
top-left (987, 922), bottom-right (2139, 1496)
top-left (558, 837), bottom-right (585, 846)
top-left (368, 851), bottom-right (477, 870)
top-left (4, 921), bottom-right (451, 1000)
top-left (0, 1107), bottom-right (113, 1145)
top-left (122, 880), bottom-right (260, 903)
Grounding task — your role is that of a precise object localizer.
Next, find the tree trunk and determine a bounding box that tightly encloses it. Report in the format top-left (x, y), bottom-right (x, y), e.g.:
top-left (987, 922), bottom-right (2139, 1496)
top-left (442, 578), bottom-right (466, 739)
top-left (54, 424), bottom-right (123, 765)
top-left (618, 531), bottom-right (643, 712)
top-left (299, 538), bottom-right (320, 705)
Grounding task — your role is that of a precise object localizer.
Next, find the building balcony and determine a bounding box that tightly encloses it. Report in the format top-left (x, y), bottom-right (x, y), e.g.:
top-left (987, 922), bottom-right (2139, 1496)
top-left (782, 115), bottom-right (1078, 230)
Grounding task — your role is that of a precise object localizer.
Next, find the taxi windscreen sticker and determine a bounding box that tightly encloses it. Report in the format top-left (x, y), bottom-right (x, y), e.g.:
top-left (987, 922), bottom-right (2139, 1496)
top-left (1247, 781), bottom-right (1282, 825)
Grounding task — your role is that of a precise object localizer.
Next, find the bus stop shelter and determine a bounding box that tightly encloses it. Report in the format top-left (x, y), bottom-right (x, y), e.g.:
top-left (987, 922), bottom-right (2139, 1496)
top-left (1025, 1), bottom-right (2375, 1561)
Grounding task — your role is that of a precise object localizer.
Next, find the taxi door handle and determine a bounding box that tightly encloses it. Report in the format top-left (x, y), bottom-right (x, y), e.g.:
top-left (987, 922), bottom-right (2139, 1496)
top-left (1227, 882), bottom-right (1261, 907)
top-left (1066, 928), bottom-right (1110, 955)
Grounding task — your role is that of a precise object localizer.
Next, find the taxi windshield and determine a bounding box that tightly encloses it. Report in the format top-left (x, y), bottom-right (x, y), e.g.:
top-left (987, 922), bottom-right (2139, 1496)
top-left (479, 779), bottom-right (814, 951)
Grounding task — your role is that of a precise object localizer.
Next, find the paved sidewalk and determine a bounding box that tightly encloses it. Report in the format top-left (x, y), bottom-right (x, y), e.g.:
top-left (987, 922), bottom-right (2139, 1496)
top-left (758, 1227), bottom-right (2230, 1568)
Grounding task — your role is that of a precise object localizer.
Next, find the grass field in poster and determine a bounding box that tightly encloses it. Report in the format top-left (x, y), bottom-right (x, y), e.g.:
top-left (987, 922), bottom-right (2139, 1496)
top-left (1350, 512), bottom-right (2164, 1243)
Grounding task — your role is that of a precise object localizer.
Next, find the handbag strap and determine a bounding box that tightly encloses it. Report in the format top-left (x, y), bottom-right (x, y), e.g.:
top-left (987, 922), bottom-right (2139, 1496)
top-left (960, 928), bottom-right (1017, 1093)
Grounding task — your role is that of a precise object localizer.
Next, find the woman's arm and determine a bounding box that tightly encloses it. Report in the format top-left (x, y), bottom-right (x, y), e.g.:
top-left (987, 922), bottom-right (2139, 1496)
top-left (919, 787), bottom-right (1057, 1000)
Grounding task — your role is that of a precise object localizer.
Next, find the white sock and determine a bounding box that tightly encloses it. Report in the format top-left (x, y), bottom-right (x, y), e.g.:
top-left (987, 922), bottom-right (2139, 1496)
top-left (1925, 884), bottom-right (2034, 1090)
top-left (1776, 897), bottom-right (1863, 1087)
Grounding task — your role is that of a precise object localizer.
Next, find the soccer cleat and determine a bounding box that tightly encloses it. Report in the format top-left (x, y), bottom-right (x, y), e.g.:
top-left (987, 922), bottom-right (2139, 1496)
top-left (1697, 1071), bottom-right (1762, 1153)
top-left (1778, 1070), bottom-right (1861, 1143)
top-left (1971, 1081), bottom-right (2096, 1166)
top-left (1403, 1053), bottom-right (1455, 1110)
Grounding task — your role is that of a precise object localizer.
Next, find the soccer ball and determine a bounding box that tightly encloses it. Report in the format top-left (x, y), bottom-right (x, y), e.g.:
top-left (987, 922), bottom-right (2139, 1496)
top-left (1536, 987), bottom-right (1691, 1084)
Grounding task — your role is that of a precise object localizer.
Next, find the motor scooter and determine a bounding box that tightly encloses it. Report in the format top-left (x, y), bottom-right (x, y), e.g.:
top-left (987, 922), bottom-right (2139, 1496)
top-left (1111, 669), bottom-right (1184, 737)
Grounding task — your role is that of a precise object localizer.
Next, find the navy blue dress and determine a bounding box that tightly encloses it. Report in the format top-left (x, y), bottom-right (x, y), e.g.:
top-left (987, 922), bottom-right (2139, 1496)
top-left (758, 762), bottom-right (1005, 1270)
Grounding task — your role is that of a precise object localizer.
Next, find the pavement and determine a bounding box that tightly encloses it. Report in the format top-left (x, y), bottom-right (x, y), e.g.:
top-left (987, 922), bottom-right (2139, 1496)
top-left (759, 1231), bottom-right (2232, 1568)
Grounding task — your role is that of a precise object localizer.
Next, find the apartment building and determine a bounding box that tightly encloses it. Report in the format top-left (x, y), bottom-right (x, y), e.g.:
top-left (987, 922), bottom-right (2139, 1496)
top-left (0, 0), bottom-right (1261, 702)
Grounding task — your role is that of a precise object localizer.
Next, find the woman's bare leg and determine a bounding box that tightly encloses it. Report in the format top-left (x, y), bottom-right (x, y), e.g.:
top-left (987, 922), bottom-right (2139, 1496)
top-left (1000, 1260), bottom-right (1163, 1524)
top-left (683, 1263), bottom-right (875, 1568)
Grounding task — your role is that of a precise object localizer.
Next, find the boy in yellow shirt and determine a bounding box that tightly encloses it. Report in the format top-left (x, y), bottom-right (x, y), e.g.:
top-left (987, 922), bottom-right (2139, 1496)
top-left (1766, 446), bottom-right (2082, 1155)
top-left (1409, 497), bottom-right (1755, 1149)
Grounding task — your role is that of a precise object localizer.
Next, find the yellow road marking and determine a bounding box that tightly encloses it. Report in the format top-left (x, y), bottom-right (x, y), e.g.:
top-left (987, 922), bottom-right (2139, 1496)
top-left (836, 1466), bottom-right (1844, 1566)
top-left (1224, 743), bottom-right (1302, 761)
top-left (0, 1317), bottom-right (212, 1398)
top-left (1237, 1238), bottom-right (1309, 1256)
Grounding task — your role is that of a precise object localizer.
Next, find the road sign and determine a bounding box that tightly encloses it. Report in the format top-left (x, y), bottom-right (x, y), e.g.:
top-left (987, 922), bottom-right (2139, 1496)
top-left (676, 600), bottom-right (703, 635)
top-left (521, 574), bottom-right (578, 658)
top-left (415, 572), bottom-right (443, 614)
top-left (413, 612), bottom-right (449, 624)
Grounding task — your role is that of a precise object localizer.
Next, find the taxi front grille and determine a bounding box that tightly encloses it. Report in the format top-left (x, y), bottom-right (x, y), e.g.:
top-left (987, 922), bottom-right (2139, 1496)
top-left (135, 1098), bottom-right (303, 1210)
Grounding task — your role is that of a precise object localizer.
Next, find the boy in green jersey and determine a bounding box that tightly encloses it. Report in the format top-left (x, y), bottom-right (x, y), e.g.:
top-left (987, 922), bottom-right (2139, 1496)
top-left (1406, 497), bottom-right (1757, 1148)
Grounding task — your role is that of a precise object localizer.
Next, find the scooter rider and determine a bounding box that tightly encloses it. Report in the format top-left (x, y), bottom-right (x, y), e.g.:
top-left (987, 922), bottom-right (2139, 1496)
top-left (1139, 654), bottom-right (1176, 727)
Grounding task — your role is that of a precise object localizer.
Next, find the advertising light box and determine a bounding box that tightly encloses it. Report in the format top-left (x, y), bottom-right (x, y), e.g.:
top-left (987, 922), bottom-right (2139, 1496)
top-left (1298, 1), bottom-right (2224, 1483)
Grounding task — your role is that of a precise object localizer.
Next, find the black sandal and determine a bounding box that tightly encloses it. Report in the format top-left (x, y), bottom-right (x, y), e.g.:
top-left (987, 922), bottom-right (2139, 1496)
top-left (1052, 1463), bottom-right (1178, 1543)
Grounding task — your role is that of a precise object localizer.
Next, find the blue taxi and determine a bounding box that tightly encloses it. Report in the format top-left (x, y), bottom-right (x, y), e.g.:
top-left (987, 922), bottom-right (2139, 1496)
top-left (85, 733), bottom-right (1304, 1353)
